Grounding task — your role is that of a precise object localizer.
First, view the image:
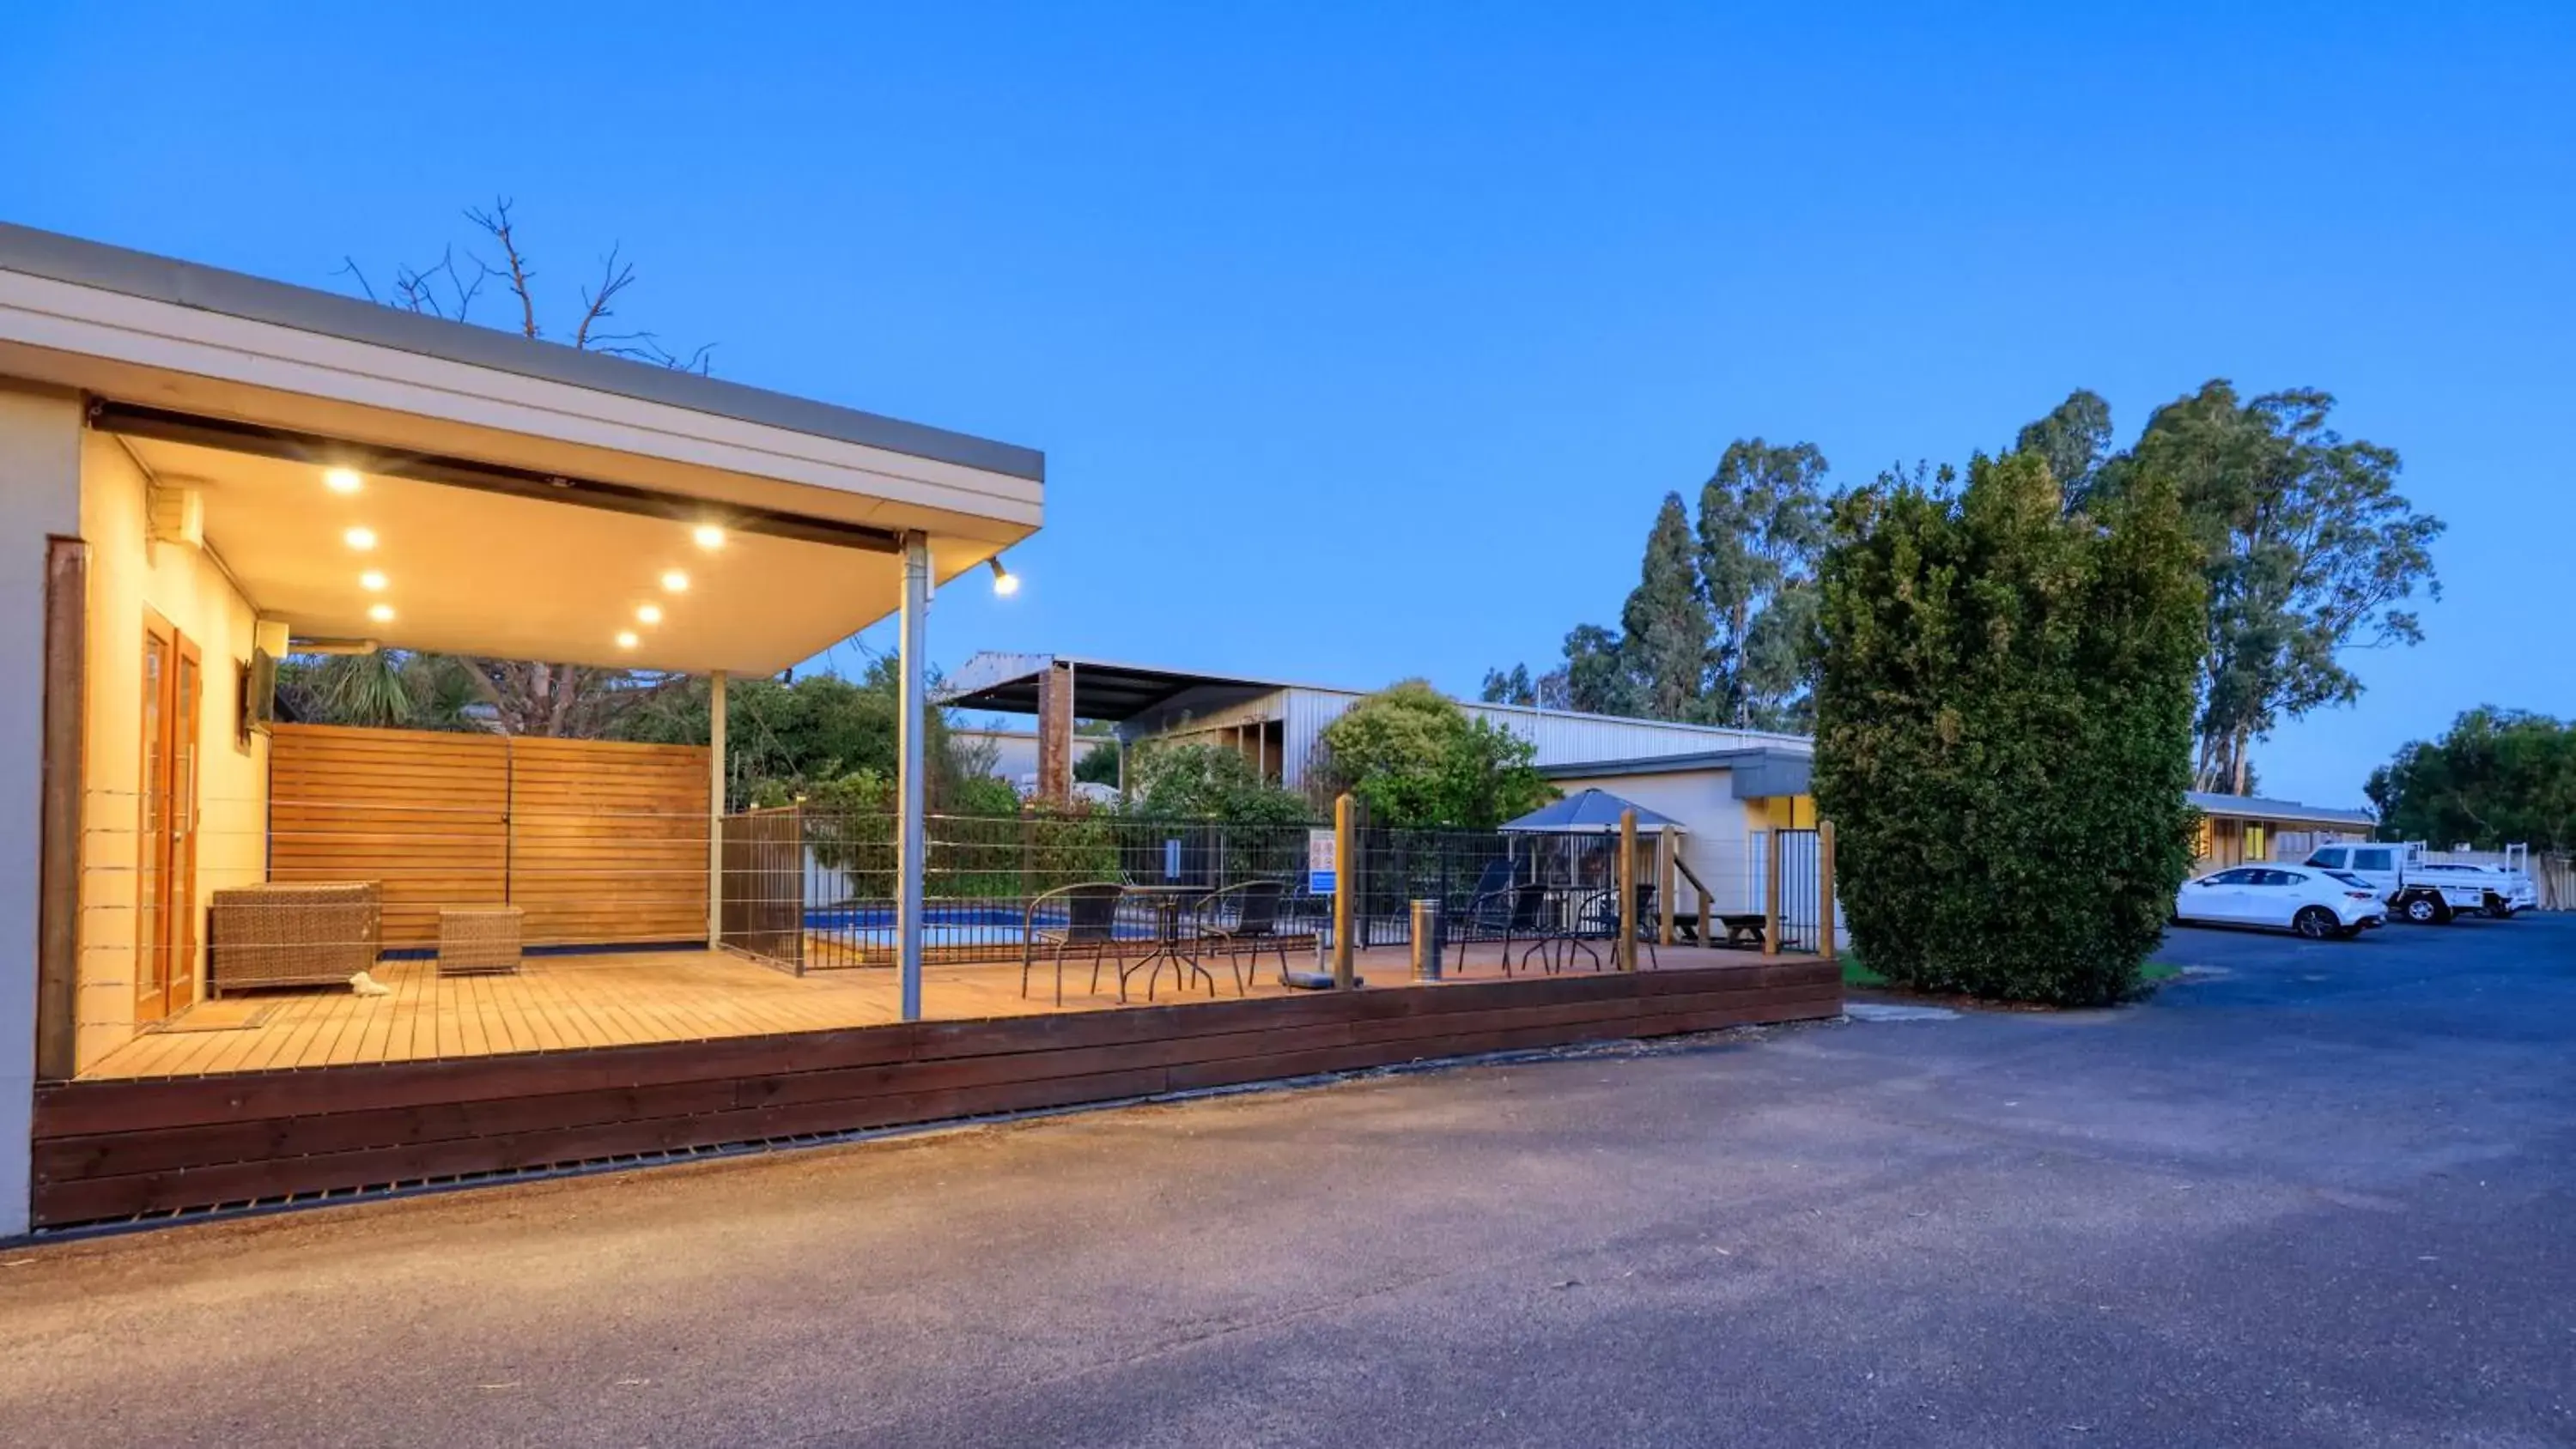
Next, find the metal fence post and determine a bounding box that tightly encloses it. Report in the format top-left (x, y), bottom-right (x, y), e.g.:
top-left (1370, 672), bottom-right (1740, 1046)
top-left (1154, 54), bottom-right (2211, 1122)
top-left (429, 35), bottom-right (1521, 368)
top-left (1410, 899), bottom-right (1443, 980)
top-left (1618, 808), bottom-right (1638, 973)
top-left (1332, 793), bottom-right (1356, 990)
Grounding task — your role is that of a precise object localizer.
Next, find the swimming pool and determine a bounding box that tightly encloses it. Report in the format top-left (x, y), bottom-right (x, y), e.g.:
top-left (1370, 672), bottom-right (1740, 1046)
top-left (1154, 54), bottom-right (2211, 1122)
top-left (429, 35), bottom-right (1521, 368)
top-left (803, 903), bottom-right (1157, 944)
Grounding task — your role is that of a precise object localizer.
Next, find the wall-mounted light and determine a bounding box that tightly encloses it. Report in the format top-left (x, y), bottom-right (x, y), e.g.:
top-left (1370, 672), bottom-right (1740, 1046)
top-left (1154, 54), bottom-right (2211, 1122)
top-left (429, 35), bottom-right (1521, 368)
top-left (359, 571), bottom-right (387, 591)
top-left (661, 569), bottom-right (690, 593)
top-left (693, 524), bottom-right (726, 550)
top-left (343, 526), bottom-right (377, 551)
top-left (988, 557), bottom-right (1020, 597)
top-left (615, 630), bottom-right (640, 650)
top-left (368, 603), bottom-right (395, 623)
top-left (324, 467), bottom-right (363, 495)
top-left (636, 603), bottom-right (664, 625)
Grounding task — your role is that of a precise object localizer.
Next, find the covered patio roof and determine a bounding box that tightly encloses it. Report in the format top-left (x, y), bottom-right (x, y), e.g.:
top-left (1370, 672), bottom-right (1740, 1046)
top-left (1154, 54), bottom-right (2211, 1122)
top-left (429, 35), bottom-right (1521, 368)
top-left (0, 221), bottom-right (1045, 671)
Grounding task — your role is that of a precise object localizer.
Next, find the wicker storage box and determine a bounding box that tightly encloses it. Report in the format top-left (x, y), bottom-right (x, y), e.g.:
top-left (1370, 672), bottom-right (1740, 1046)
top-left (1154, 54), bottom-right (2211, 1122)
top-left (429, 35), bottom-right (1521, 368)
top-left (438, 906), bottom-right (525, 976)
top-left (209, 882), bottom-right (382, 996)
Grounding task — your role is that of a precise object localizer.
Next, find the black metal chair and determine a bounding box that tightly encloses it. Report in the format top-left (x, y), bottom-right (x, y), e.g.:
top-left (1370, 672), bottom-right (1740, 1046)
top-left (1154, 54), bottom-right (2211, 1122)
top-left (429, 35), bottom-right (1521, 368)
top-left (1453, 879), bottom-right (1559, 976)
top-left (1194, 879), bottom-right (1291, 995)
top-left (1568, 883), bottom-right (1659, 970)
top-left (1022, 882), bottom-right (1122, 1005)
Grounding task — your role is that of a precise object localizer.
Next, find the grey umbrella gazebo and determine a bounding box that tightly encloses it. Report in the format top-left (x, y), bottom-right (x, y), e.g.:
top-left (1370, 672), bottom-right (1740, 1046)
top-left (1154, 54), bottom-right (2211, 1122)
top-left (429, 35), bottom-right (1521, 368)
top-left (1498, 788), bottom-right (1686, 963)
top-left (1499, 788), bottom-right (1681, 893)
top-left (1500, 788), bottom-right (1682, 836)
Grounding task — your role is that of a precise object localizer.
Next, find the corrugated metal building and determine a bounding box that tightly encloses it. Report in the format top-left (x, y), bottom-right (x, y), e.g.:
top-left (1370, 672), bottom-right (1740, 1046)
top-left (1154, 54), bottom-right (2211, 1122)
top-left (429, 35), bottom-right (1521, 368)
top-left (939, 652), bottom-right (1809, 793)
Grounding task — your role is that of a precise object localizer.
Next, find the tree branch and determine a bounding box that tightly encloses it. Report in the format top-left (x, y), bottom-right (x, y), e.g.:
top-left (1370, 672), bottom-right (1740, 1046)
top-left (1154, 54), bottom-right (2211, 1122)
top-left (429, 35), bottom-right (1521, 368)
top-left (465, 197), bottom-right (542, 340)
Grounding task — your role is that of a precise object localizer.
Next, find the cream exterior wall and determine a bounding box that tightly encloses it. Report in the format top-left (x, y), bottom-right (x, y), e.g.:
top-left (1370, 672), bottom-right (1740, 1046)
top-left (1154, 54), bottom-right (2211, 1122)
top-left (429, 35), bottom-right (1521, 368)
top-left (76, 431), bottom-right (270, 1071)
top-left (0, 383), bottom-right (83, 1239)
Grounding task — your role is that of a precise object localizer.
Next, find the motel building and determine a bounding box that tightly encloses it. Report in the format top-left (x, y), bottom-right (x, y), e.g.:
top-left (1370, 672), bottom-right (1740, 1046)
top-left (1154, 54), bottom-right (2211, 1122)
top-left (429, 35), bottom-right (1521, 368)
top-left (0, 225), bottom-right (1838, 1238)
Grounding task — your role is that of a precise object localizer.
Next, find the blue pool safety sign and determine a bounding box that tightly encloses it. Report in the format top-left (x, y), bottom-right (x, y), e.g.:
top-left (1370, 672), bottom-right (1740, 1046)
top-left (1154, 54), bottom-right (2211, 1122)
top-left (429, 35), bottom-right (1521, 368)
top-left (1308, 828), bottom-right (1336, 895)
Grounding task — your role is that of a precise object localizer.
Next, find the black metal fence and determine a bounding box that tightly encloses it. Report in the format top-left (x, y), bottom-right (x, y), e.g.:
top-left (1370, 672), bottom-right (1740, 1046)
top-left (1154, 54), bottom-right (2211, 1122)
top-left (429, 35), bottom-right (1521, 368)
top-left (1775, 828), bottom-right (1825, 953)
top-left (714, 806), bottom-right (1819, 982)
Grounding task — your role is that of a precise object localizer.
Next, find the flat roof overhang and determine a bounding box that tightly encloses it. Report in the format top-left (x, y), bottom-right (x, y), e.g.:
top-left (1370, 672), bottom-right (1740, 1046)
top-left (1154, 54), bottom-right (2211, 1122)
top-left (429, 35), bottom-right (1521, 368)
top-left (1540, 747), bottom-right (1815, 799)
top-left (1, 223), bottom-right (1047, 673)
top-left (938, 652), bottom-right (1289, 720)
top-left (2185, 792), bottom-right (2377, 830)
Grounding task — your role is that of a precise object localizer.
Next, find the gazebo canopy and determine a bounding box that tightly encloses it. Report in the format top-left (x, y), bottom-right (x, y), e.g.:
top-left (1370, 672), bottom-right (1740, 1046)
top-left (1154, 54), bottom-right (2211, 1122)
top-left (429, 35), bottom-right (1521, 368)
top-left (1500, 788), bottom-right (1683, 834)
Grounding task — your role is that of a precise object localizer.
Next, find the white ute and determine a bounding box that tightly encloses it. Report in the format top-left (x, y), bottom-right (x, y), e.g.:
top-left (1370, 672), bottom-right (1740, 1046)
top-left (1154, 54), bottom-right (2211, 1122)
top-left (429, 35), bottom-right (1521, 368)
top-left (2300, 843), bottom-right (2482, 925)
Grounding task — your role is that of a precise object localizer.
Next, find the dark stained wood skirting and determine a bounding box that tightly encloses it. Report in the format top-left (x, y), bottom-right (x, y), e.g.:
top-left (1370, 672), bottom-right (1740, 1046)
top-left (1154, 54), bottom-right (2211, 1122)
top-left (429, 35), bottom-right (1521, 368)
top-left (28, 961), bottom-right (1839, 1228)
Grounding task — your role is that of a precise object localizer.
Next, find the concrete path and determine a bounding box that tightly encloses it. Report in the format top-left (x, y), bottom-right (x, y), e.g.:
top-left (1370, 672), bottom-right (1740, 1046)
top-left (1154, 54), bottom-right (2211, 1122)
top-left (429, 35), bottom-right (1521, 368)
top-left (4, 914), bottom-right (2570, 1447)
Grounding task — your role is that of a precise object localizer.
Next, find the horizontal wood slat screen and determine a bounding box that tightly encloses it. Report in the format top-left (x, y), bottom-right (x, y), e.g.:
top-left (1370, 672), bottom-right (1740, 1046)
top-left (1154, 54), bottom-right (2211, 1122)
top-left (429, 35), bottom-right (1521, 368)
top-left (267, 724), bottom-right (710, 950)
top-left (269, 724), bottom-right (508, 949)
top-left (507, 737), bottom-right (709, 946)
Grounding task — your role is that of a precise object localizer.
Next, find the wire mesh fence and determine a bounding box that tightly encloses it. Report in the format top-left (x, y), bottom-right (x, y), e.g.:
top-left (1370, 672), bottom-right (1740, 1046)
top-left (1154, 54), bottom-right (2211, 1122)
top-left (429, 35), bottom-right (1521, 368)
top-left (723, 809), bottom-right (1330, 974)
top-left (716, 807), bottom-right (1833, 979)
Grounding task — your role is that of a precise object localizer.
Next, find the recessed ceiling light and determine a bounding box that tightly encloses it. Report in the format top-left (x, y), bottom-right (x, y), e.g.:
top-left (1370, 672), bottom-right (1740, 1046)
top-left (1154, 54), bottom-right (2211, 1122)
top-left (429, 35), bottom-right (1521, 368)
top-left (636, 603), bottom-right (664, 625)
top-left (360, 571), bottom-right (387, 591)
top-left (661, 569), bottom-right (690, 593)
top-left (324, 467), bottom-right (363, 494)
top-left (615, 630), bottom-right (640, 650)
top-left (368, 603), bottom-right (395, 623)
top-left (343, 526), bottom-right (377, 551)
top-left (693, 524), bottom-right (726, 550)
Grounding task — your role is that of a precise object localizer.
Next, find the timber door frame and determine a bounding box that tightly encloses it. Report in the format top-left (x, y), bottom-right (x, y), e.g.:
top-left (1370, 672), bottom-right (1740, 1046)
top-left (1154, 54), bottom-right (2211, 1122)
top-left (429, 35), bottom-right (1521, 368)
top-left (135, 609), bottom-right (203, 1024)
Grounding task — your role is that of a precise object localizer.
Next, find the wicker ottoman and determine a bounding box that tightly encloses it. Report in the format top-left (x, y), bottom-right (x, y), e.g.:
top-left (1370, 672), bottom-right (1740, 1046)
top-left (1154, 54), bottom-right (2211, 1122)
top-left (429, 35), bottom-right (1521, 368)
top-left (210, 882), bottom-right (382, 996)
top-left (437, 906), bottom-right (525, 977)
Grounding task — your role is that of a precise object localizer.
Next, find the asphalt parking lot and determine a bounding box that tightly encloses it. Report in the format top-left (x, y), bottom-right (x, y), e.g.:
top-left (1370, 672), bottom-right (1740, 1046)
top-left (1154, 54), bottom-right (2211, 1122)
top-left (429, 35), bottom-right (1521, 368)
top-left (2, 913), bottom-right (2569, 1447)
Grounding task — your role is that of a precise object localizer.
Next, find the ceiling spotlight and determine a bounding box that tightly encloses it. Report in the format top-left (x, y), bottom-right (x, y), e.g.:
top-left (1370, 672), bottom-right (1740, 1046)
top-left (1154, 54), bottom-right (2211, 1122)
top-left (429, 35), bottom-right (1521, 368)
top-left (343, 526), bottom-right (377, 551)
top-left (360, 571), bottom-right (387, 591)
top-left (661, 569), bottom-right (690, 593)
top-left (324, 467), bottom-right (363, 494)
top-left (987, 557), bottom-right (1020, 597)
top-left (616, 630), bottom-right (641, 650)
top-left (368, 603), bottom-right (395, 623)
top-left (636, 603), bottom-right (664, 625)
top-left (693, 524), bottom-right (726, 550)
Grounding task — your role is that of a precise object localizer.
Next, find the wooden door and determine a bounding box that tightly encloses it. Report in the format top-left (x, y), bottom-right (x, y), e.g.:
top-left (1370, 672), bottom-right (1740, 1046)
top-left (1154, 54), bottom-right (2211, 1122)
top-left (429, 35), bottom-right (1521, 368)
top-left (135, 614), bottom-right (201, 1023)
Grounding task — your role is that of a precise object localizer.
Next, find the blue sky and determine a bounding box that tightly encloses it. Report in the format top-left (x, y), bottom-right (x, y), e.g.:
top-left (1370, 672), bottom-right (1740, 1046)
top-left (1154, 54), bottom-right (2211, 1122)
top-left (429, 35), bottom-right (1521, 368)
top-left (6, 3), bottom-right (2569, 806)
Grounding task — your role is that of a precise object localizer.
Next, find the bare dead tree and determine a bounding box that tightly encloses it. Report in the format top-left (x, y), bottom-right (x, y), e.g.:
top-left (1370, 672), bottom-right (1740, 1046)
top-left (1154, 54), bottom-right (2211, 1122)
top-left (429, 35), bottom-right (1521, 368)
top-left (331, 199), bottom-right (715, 737)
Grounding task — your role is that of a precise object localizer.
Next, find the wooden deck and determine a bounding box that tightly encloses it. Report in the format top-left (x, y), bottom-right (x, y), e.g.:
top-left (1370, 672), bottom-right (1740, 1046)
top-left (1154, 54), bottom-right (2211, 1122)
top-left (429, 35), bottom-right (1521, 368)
top-left (81, 941), bottom-right (1783, 1081)
top-left (32, 949), bottom-right (1841, 1231)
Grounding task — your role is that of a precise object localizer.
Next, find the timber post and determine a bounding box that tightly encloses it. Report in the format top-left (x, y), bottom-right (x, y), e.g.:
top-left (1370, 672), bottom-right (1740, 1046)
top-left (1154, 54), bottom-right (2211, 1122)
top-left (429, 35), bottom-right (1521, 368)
top-left (1332, 792), bottom-right (1356, 990)
top-left (1658, 830), bottom-right (1677, 949)
top-left (1763, 827), bottom-right (1783, 958)
top-left (1818, 819), bottom-right (1838, 963)
top-left (1618, 808), bottom-right (1638, 973)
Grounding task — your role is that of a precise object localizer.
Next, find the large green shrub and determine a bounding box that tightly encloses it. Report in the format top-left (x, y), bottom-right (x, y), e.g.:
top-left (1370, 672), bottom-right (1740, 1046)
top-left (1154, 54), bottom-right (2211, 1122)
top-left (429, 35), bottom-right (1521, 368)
top-left (1315, 680), bottom-right (1553, 828)
top-left (1121, 741), bottom-right (1309, 824)
top-left (1812, 451), bottom-right (2204, 1005)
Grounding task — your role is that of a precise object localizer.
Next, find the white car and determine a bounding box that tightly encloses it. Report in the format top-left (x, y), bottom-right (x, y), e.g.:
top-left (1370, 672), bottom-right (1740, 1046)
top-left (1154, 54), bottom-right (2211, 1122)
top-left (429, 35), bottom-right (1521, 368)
top-left (2173, 864), bottom-right (2387, 939)
top-left (2409, 862), bottom-right (2537, 919)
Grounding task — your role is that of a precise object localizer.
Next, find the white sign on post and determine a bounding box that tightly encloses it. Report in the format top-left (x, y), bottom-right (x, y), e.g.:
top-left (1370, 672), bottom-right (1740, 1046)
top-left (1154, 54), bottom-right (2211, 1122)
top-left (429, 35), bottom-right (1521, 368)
top-left (1307, 828), bottom-right (1336, 895)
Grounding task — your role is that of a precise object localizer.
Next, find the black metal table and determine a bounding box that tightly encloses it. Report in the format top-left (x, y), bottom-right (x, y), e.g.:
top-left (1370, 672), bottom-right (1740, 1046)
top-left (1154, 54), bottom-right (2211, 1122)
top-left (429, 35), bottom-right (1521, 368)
top-left (1118, 885), bottom-right (1216, 1000)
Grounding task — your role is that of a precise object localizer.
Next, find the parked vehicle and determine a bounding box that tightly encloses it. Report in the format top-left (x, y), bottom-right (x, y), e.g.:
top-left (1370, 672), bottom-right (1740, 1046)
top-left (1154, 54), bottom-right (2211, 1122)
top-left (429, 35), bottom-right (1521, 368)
top-left (2300, 843), bottom-right (2476, 924)
top-left (2173, 864), bottom-right (2387, 939)
top-left (2409, 861), bottom-right (2536, 919)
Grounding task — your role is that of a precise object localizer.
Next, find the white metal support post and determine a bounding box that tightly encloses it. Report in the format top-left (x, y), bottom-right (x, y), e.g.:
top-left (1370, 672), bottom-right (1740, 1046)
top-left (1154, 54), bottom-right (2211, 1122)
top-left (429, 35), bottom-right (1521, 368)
top-left (706, 670), bottom-right (726, 949)
top-left (896, 533), bottom-right (931, 1022)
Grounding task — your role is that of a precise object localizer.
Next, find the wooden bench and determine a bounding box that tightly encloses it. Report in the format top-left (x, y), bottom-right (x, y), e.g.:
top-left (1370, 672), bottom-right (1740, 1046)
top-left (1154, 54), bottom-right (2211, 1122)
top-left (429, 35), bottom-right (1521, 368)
top-left (1675, 912), bottom-right (1767, 949)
